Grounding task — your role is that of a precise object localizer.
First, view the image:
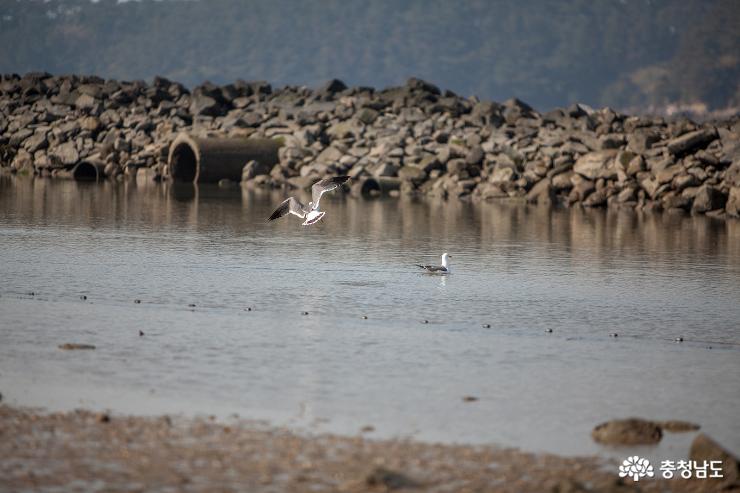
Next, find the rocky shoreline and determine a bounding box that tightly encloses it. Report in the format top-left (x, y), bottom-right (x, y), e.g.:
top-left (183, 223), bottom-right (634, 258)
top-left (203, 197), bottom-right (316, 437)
top-left (1, 72), bottom-right (739, 218)
top-left (0, 404), bottom-right (731, 493)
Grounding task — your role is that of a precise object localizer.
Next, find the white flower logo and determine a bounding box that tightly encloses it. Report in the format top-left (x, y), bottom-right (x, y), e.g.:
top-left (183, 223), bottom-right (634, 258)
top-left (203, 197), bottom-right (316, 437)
top-left (619, 456), bottom-right (655, 482)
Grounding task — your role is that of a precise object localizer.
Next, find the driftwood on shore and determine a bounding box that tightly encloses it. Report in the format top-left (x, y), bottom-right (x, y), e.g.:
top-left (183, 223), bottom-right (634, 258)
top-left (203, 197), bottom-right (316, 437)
top-left (1, 72), bottom-right (739, 219)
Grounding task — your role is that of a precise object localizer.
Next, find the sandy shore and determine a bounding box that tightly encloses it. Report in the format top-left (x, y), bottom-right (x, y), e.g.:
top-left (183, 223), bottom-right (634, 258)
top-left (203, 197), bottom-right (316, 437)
top-left (0, 405), bottom-right (722, 493)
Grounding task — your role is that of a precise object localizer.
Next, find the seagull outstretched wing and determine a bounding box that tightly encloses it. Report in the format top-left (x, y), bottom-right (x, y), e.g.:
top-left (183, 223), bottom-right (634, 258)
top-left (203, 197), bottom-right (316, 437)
top-left (268, 197), bottom-right (306, 221)
top-left (311, 176), bottom-right (350, 210)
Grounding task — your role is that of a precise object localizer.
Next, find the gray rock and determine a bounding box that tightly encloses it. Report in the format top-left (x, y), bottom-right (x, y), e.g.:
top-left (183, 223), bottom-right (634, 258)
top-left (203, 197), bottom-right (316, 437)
top-left (725, 187), bottom-right (740, 218)
top-left (573, 150), bottom-right (618, 180)
top-left (672, 173), bottom-right (698, 192)
top-left (617, 187), bottom-right (637, 203)
top-left (592, 418), bottom-right (662, 445)
top-left (50, 141), bottom-right (79, 166)
top-left (476, 182), bottom-right (509, 199)
top-left (489, 167), bottom-right (516, 187)
top-left (23, 130), bottom-right (48, 153)
top-left (526, 178), bottom-right (555, 204)
top-left (667, 127), bottom-right (717, 155)
top-left (189, 93), bottom-right (223, 116)
top-left (372, 161), bottom-right (399, 177)
top-left (316, 146), bottom-right (344, 164)
top-left (691, 185), bottom-right (727, 213)
top-left (690, 433), bottom-right (740, 487)
top-left (397, 165), bottom-right (426, 183)
top-left (318, 79), bottom-right (347, 95)
top-left (662, 192), bottom-right (691, 210)
top-left (75, 93), bottom-right (98, 110)
top-left (552, 171), bottom-right (574, 191)
top-left (583, 189), bottom-right (607, 207)
top-left (655, 165), bottom-right (682, 185)
top-left (445, 158), bottom-right (468, 175)
top-left (627, 129), bottom-right (660, 153)
top-left (465, 146), bottom-right (484, 166)
top-left (726, 161), bottom-right (740, 187)
top-left (356, 108), bottom-right (379, 125)
top-left (626, 155), bottom-right (646, 176)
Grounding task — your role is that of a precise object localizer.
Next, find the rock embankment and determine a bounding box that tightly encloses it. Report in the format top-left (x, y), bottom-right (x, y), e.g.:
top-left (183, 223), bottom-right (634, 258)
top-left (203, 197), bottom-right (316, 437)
top-left (1, 72), bottom-right (739, 218)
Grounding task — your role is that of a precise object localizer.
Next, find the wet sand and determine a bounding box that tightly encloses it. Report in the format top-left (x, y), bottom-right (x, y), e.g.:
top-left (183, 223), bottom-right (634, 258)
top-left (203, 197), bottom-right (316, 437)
top-left (0, 405), bottom-right (719, 493)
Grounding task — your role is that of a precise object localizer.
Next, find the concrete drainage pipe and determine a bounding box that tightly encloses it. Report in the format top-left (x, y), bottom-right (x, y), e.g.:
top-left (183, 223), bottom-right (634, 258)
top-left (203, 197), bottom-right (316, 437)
top-left (168, 133), bottom-right (280, 183)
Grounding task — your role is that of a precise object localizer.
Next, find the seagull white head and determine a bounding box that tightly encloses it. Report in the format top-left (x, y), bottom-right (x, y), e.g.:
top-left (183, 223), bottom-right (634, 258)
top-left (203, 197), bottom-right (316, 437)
top-left (441, 253), bottom-right (451, 269)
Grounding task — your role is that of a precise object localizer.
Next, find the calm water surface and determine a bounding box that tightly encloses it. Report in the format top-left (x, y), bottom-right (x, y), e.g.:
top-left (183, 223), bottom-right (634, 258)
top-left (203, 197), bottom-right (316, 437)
top-left (1, 176), bottom-right (739, 459)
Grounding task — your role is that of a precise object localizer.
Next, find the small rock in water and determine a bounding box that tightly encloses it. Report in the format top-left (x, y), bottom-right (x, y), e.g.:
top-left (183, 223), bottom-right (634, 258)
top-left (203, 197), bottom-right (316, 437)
top-left (675, 337), bottom-right (684, 342)
top-left (610, 333), bottom-right (618, 337)
top-left (658, 420), bottom-right (700, 432)
top-left (80, 295), bottom-right (87, 300)
top-left (139, 330), bottom-right (145, 337)
top-left (134, 299), bottom-right (141, 304)
top-left (188, 303), bottom-right (196, 308)
top-left (592, 418), bottom-right (662, 445)
top-left (28, 291), bottom-right (35, 296)
top-left (301, 311), bottom-right (309, 316)
top-left (362, 315), bottom-right (368, 319)
top-left (58, 343), bottom-right (96, 350)
top-left (245, 307), bottom-right (252, 311)
top-left (462, 396), bottom-right (479, 402)
top-left (482, 323), bottom-right (491, 328)
top-left (96, 412), bottom-right (110, 423)
top-left (360, 425), bottom-right (375, 433)
top-left (422, 319), bottom-right (429, 324)
top-left (546, 328), bottom-right (553, 333)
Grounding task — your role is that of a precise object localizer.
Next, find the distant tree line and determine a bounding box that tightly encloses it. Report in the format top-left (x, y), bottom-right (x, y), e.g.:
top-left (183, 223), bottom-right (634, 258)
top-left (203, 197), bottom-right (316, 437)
top-left (0, 0), bottom-right (738, 111)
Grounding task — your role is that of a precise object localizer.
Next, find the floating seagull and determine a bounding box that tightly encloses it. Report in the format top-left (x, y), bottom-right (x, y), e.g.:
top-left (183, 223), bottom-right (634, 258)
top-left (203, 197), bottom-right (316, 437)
top-left (268, 176), bottom-right (351, 226)
top-left (416, 253), bottom-right (451, 273)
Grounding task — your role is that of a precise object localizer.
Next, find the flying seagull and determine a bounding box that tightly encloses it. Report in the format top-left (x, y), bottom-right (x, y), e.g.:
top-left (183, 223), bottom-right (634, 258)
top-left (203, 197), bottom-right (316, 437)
top-left (416, 253), bottom-right (451, 273)
top-left (268, 176), bottom-right (351, 226)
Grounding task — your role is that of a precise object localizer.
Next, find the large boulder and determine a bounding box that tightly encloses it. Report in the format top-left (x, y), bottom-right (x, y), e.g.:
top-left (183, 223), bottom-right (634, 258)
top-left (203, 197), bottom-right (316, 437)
top-left (526, 178), bottom-right (555, 205)
top-left (189, 93), bottom-right (223, 117)
top-left (489, 167), bottom-right (516, 187)
top-left (726, 187), bottom-right (740, 218)
top-left (726, 161), bottom-right (740, 188)
top-left (689, 433), bottom-right (739, 488)
top-left (397, 165), bottom-right (426, 183)
top-left (667, 128), bottom-right (717, 155)
top-left (692, 185), bottom-right (727, 213)
top-left (50, 141), bottom-right (79, 166)
top-left (573, 150), bottom-right (618, 180)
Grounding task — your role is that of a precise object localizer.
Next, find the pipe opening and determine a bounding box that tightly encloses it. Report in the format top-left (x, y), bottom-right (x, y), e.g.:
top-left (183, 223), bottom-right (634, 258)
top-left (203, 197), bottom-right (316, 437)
top-left (72, 161), bottom-right (99, 181)
top-left (170, 143), bottom-right (197, 182)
